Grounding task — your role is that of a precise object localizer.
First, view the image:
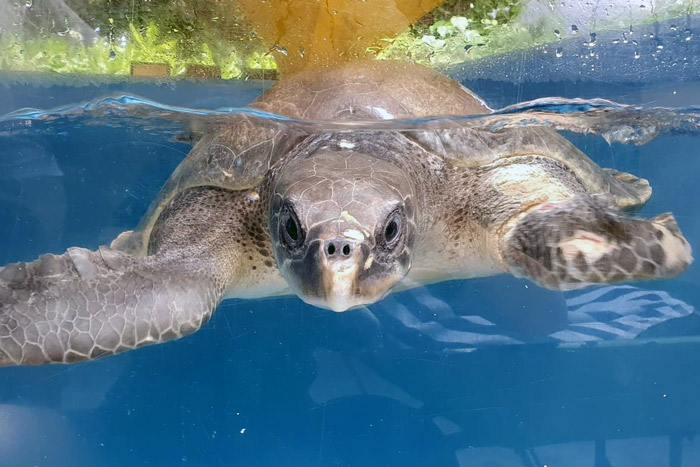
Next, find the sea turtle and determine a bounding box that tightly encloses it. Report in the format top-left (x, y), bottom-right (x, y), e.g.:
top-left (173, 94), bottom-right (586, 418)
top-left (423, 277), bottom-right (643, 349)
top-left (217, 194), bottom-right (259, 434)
top-left (0, 60), bottom-right (692, 366)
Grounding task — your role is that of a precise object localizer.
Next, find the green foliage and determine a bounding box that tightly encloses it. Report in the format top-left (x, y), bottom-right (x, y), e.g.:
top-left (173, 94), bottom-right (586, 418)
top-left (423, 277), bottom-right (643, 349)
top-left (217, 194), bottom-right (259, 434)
top-left (1, 0), bottom-right (536, 77)
top-left (1, 34), bottom-right (127, 74)
top-left (370, 0), bottom-right (529, 66)
top-left (1, 0), bottom-right (693, 78)
top-left (0, 0), bottom-right (534, 77)
top-left (374, 15), bottom-right (540, 67)
top-left (245, 52), bottom-right (277, 70)
top-left (0, 22), bottom-right (247, 78)
top-left (415, 0), bottom-right (522, 33)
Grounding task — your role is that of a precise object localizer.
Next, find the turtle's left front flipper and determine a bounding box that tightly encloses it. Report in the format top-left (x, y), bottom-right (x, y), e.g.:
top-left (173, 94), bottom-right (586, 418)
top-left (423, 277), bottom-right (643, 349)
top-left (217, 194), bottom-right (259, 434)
top-left (0, 247), bottom-right (223, 366)
top-left (502, 197), bottom-right (693, 289)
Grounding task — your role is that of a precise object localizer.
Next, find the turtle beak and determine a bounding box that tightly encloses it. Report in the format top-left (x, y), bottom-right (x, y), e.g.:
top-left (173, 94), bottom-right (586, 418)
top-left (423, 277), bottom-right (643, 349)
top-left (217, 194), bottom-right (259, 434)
top-left (282, 229), bottom-right (408, 311)
top-left (318, 236), bottom-right (365, 312)
top-left (286, 236), bottom-right (377, 312)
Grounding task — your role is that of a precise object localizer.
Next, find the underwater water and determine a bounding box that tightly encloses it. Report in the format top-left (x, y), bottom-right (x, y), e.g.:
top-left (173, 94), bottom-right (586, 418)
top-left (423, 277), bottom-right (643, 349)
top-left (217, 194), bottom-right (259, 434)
top-left (1, 72), bottom-right (700, 467)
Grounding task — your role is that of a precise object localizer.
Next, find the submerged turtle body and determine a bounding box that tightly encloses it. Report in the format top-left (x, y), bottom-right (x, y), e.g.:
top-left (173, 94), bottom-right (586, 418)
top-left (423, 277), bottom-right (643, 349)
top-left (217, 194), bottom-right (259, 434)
top-left (113, 61), bottom-right (650, 258)
top-left (0, 61), bottom-right (692, 366)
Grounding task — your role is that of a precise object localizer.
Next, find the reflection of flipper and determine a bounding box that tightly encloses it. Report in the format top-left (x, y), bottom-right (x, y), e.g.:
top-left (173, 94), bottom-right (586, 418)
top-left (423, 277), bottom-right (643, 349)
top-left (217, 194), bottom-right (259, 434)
top-left (365, 279), bottom-right (696, 355)
top-left (0, 247), bottom-right (221, 366)
top-left (503, 197), bottom-right (693, 289)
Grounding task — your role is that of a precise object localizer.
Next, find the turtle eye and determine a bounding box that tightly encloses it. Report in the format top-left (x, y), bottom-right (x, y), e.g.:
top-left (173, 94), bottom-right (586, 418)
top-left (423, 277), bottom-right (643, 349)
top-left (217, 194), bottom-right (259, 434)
top-left (280, 203), bottom-right (305, 249)
top-left (382, 210), bottom-right (403, 249)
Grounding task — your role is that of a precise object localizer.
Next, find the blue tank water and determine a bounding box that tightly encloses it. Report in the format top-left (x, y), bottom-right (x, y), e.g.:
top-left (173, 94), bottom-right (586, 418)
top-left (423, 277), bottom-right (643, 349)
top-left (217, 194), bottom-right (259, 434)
top-left (0, 72), bottom-right (699, 466)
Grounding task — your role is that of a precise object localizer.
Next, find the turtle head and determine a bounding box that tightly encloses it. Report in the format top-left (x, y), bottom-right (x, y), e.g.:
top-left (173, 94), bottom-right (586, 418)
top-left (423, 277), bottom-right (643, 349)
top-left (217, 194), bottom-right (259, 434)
top-left (269, 150), bottom-right (416, 312)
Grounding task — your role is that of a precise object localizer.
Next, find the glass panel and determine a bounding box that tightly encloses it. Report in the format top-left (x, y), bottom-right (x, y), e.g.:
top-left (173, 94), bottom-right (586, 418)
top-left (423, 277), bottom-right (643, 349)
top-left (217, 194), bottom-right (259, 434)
top-left (1, 1), bottom-right (699, 465)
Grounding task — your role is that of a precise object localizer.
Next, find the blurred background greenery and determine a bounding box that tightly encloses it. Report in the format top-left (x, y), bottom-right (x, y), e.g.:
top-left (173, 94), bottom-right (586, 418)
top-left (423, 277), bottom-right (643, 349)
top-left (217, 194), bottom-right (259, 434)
top-left (0, 0), bottom-right (534, 78)
top-left (0, 0), bottom-right (694, 78)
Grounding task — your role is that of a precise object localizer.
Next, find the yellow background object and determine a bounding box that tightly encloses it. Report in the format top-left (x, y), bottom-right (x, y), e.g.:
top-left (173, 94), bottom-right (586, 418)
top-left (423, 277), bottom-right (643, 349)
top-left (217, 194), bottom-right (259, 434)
top-left (236, 0), bottom-right (445, 73)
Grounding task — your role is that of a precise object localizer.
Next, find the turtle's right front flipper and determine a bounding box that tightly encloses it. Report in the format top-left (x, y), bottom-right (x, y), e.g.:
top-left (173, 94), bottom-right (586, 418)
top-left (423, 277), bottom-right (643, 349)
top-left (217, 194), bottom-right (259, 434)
top-left (0, 247), bottom-right (222, 366)
top-left (502, 197), bottom-right (693, 289)
top-left (0, 185), bottom-right (287, 366)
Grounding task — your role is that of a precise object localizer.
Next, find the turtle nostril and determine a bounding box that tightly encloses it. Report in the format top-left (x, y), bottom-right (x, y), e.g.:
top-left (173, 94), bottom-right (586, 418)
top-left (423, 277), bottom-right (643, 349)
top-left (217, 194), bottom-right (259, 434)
top-left (325, 239), bottom-right (354, 259)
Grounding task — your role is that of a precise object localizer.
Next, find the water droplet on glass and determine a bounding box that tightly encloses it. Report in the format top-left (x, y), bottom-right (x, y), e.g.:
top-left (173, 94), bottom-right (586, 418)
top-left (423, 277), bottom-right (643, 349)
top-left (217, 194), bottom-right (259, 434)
top-left (269, 44), bottom-right (288, 56)
top-left (571, 24), bottom-right (579, 35)
top-left (555, 47), bottom-right (563, 58)
top-left (109, 50), bottom-right (116, 60)
top-left (634, 50), bottom-right (640, 59)
top-left (554, 29), bottom-right (560, 39)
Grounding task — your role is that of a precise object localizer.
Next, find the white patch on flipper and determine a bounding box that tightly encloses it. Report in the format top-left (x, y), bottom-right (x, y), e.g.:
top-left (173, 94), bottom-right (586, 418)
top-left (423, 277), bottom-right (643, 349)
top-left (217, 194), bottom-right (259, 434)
top-left (492, 162), bottom-right (571, 202)
top-left (655, 223), bottom-right (693, 269)
top-left (68, 248), bottom-right (98, 280)
top-left (560, 231), bottom-right (615, 263)
top-left (494, 164), bottom-right (539, 183)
